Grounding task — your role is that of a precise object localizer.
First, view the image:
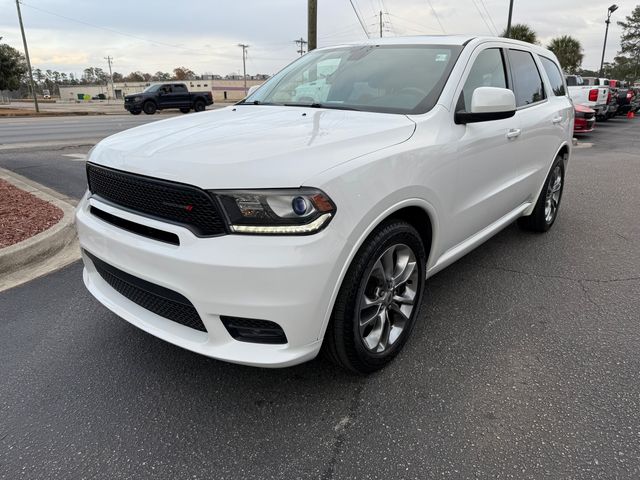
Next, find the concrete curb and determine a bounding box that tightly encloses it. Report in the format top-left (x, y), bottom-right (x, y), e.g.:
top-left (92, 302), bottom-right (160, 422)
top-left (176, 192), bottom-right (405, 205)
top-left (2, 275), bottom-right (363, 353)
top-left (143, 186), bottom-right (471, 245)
top-left (0, 168), bottom-right (80, 291)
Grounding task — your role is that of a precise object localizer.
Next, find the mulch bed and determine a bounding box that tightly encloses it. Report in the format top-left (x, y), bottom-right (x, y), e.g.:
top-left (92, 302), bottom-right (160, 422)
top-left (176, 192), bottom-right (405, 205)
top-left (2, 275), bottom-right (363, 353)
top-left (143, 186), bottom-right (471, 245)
top-left (0, 179), bottom-right (63, 248)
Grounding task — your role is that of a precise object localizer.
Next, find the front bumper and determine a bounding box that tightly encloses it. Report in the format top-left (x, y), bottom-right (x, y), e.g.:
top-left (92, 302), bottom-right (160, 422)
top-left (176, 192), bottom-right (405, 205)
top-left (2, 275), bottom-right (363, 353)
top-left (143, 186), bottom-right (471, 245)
top-left (124, 102), bottom-right (141, 112)
top-left (75, 193), bottom-right (345, 367)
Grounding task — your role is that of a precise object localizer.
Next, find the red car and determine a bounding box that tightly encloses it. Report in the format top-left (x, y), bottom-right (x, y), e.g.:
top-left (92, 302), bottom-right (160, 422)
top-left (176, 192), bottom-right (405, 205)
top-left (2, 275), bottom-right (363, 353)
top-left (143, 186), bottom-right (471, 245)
top-left (574, 104), bottom-right (596, 134)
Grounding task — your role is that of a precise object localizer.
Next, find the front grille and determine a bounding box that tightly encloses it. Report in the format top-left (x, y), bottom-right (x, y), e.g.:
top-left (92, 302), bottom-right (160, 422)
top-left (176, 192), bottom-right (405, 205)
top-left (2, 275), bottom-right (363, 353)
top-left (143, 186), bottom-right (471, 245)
top-left (85, 250), bottom-right (207, 332)
top-left (86, 163), bottom-right (227, 237)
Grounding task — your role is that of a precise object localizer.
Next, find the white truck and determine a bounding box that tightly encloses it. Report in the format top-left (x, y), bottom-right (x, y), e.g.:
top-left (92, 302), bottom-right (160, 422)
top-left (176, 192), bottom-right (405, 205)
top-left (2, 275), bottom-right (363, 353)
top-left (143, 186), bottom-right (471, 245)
top-left (565, 75), bottom-right (609, 119)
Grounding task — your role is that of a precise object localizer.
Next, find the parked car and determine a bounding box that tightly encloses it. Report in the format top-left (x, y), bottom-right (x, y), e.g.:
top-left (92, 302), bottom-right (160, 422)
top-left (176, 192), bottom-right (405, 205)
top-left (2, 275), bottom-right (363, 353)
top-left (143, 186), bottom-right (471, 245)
top-left (573, 104), bottom-right (596, 134)
top-left (77, 36), bottom-right (573, 373)
top-left (615, 82), bottom-right (639, 115)
top-left (124, 83), bottom-right (213, 115)
top-left (42, 89), bottom-right (51, 100)
top-left (566, 75), bottom-right (609, 118)
top-left (581, 77), bottom-right (617, 120)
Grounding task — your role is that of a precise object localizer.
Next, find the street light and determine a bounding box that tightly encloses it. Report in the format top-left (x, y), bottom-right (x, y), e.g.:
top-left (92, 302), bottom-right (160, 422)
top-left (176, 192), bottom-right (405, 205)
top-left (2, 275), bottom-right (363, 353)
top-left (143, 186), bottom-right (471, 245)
top-left (599, 4), bottom-right (619, 77)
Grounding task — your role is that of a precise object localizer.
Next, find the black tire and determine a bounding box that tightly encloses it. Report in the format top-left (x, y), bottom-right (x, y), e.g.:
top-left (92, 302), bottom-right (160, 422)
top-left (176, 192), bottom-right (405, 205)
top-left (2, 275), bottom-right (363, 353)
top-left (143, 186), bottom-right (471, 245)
top-left (323, 220), bottom-right (426, 374)
top-left (143, 101), bottom-right (157, 115)
top-left (193, 99), bottom-right (206, 112)
top-left (180, 107), bottom-right (191, 114)
top-left (518, 154), bottom-right (565, 232)
top-left (129, 109), bottom-right (142, 115)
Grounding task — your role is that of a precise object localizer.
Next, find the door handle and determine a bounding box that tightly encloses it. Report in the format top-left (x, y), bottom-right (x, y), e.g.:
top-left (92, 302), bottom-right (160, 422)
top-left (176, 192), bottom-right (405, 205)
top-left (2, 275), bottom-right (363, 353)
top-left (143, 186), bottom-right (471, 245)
top-left (506, 128), bottom-right (521, 139)
top-left (552, 116), bottom-right (563, 124)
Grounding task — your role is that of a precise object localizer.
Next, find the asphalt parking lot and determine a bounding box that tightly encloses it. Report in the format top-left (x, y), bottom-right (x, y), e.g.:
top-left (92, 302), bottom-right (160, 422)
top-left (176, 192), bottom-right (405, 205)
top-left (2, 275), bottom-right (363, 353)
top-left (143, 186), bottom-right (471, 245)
top-left (1, 116), bottom-right (639, 479)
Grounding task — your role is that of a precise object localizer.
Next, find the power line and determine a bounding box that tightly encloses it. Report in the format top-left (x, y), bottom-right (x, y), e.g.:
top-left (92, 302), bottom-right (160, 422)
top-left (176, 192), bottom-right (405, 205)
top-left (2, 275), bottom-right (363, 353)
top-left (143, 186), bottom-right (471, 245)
top-left (478, 0), bottom-right (499, 34)
top-left (470, 0), bottom-right (496, 35)
top-left (424, 0), bottom-right (446, 34)
top-left (348, 0), bottom-right (371, 38)
top-left (19, 1), bottom-right (219, 57)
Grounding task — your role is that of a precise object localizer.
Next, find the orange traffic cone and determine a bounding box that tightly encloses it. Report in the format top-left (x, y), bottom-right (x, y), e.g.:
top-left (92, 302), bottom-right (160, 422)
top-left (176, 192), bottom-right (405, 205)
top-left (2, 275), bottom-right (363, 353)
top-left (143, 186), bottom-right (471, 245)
top-left (628, 110), bottom-right (635, 119)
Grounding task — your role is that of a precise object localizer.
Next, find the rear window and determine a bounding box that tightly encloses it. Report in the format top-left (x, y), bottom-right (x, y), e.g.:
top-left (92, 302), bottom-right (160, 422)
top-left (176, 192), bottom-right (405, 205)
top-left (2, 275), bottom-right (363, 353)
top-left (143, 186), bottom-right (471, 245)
top-left (508, 49), bottom-right (546, 107)
top-left (540, 56), bottom-right (566, 96)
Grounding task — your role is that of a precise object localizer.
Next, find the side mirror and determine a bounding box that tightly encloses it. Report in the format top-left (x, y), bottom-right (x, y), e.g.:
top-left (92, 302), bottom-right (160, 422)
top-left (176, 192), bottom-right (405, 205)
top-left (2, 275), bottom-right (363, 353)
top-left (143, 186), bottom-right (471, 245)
top-left (247, 84), bottom-right (262, 96)
top-left (455, 87), bottom-right (516, 124)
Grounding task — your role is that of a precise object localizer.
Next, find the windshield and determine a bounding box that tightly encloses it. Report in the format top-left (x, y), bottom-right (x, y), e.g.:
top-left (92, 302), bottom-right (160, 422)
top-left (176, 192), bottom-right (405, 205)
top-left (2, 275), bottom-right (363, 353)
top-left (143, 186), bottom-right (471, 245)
top-left (143, 84), bottom-right (160, 93)
top-left (243, 44), bottom-right (463, 114)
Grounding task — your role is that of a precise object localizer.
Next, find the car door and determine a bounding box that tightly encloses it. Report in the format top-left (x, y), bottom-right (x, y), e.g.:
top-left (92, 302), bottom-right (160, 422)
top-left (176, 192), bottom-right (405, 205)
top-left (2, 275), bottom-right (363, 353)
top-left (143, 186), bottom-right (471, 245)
top-left (507, 50), bottom-right (571, 201)
top-left (172, 84), bottom-right (190, 107)
top-left (448, 45), bottom-right (525, 246)
top-left (158, 84), bottom-right (173, 108)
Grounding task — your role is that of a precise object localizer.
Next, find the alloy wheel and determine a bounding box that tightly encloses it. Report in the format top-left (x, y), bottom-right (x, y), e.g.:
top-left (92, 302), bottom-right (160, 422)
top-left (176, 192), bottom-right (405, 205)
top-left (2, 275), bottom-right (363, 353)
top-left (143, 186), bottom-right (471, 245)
top-left (358, 244), bottom-right (419, 353)
top-left (544, 165), bottom-right (563, 224)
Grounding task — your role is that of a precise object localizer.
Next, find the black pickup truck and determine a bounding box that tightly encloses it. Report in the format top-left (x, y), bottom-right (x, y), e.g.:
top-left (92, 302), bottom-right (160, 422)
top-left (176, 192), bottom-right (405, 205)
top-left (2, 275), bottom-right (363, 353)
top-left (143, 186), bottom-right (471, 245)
top-left (124, 83), bottom-right (213, 115)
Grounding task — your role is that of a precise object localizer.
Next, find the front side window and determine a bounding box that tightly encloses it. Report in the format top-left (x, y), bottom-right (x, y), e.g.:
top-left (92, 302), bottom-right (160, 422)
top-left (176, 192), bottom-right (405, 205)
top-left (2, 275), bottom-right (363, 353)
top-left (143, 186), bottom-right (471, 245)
top-left (508, 49), bottom-right (546, 107)
top-left (459, 48), bottom-right (507, 111)
top-left (540, 56), bottom-right (566, 96)
top-left (243, 45), bottom-right (463, 114)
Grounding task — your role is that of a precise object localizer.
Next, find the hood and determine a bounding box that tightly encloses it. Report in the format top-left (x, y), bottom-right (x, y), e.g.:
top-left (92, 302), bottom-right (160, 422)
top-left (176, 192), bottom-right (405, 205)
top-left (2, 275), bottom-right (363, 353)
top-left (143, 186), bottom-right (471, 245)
top-left (89, 105), bottom-right (416, 189)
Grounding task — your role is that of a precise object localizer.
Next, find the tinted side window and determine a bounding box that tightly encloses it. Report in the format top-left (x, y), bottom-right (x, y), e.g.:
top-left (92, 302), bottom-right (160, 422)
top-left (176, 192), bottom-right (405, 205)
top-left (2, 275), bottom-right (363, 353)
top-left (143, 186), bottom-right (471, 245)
top-left (174, 84), bottom-right (188, 93)
top-left (459, 48), bottom-right (507, 111)
top-left (508, 49), bottom-right (546, 107)
top-left (540, 56), bottom-right (566, 96)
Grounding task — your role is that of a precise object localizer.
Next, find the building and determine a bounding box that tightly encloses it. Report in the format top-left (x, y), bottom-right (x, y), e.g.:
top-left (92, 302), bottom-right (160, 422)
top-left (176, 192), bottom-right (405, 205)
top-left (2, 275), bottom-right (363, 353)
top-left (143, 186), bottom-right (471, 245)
top-left (58, 78), bottom-right (267, 103)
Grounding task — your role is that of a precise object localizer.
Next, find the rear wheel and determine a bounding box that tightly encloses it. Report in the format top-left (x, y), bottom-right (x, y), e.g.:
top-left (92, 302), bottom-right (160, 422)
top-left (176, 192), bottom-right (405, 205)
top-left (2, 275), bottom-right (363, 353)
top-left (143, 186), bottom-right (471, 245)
top-left (193, 99), bottom-right (206, 112)
top-left (143, 101), bottom-right (157, 115)
top-left (323, 220), bottom-right (426, 374)
top-left (518, 155), bottom-right (565, 232)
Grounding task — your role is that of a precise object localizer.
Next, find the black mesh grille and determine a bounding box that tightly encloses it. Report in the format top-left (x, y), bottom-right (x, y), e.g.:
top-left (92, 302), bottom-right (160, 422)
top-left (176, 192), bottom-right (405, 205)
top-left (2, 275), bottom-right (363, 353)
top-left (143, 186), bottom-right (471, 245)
top-left (221, 316), bottom-right (287, 344)
top-left (86, 250), bottom-right (207, 332)
top-left (86, 163), bottom-right (226, 236)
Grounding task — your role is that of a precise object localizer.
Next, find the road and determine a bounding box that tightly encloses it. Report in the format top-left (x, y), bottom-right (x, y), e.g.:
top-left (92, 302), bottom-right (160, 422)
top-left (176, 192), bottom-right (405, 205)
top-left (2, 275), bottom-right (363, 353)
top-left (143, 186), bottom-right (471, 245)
top-left (0, 114), bottom-right (176, 147)
top-left (1, 116), bottom-right (639, 479)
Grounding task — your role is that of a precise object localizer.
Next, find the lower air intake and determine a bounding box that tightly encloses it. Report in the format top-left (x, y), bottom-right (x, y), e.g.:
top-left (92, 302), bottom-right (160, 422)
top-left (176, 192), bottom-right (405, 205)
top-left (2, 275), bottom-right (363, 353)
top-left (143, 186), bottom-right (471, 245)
top-left (221, 316), bottom-right (287, 344)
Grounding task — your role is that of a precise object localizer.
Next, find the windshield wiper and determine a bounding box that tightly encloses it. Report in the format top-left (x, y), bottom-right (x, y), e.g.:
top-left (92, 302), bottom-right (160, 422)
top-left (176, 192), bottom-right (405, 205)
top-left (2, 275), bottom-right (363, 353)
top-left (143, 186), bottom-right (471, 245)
top-left (236, 100), bottom-right (273, 106)
top-left (283, 102), bottom-right (360, 111)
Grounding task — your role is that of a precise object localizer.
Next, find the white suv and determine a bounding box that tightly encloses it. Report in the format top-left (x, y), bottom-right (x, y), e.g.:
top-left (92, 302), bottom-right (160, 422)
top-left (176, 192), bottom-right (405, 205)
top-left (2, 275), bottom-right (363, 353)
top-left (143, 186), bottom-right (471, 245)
top-left (76, 36), bottom-right (573, 373)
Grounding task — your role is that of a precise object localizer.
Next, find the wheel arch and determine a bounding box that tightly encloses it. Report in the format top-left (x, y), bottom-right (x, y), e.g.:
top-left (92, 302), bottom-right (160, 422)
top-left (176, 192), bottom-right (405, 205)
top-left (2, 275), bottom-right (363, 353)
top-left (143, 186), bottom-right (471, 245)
top-left (317, 198), bottom-right (438, 343)
top-left (523, 141), bottom-right (570, 216)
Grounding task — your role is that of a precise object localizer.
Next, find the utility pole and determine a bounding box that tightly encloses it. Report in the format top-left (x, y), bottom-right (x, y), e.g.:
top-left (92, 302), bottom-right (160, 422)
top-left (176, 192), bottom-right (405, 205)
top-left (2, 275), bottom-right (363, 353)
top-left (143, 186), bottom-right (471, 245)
top-left (238, 43), bottom-right (249, 94)
top-left (308, 0), bottom-right (317, 51)
top-left (599, 4), bottom-right (619, 77)
top-left (506, 0), bottom-right (514, 37)
top-left (15, 0), bottom-right (39, 112)
top-left (380, 11), bottom-right (383, 38)
top-left (104, 56), bottom-right (114, 101)
top-left (295, 37), bottom-right (308, 56)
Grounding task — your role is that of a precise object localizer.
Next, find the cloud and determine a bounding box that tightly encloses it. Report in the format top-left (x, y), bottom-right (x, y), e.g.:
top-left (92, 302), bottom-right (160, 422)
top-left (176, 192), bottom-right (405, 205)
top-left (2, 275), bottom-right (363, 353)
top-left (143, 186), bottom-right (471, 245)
top-left (0, 0), bottom-right (632, 76)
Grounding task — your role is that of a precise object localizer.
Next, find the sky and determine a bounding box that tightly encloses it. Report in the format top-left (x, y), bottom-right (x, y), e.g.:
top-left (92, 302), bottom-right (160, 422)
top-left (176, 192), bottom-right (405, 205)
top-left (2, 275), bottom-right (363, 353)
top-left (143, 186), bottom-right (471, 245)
top-left (0, 0), bottom-right (634, 78)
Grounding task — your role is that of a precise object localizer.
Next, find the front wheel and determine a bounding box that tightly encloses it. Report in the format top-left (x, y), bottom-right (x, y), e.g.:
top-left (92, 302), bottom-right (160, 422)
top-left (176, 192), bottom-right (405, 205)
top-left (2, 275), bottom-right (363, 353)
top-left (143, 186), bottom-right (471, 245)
top-left (323, 220), bottom-right (426, 373)
top-left (518, 155), bottom-right (565, 232)
top-left (129, 109), bottom-right (141, 115)
top-left (142, 101), bottom-right (157, 115)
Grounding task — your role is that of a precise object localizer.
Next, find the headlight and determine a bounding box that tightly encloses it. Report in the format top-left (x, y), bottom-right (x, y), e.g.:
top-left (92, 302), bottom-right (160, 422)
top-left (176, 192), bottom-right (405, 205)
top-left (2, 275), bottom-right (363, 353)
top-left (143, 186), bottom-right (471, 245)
top-left (211, 188), bottom-right (336, 235)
